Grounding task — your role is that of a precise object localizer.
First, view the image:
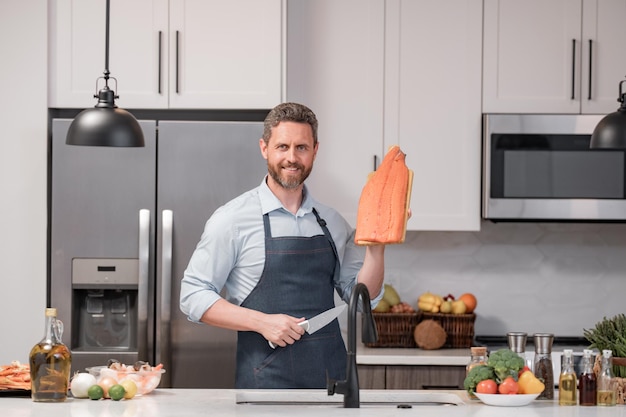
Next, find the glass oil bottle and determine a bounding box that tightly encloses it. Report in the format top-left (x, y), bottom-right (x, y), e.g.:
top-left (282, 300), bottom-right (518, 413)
top-left (29, 308), bottom-right (72, 402)
top-left (559, 349), bottom-right (577, 405)
top-left (579, 349), bottom-right (597, 406)
top-left (597, 349), bottom-right (617, 406)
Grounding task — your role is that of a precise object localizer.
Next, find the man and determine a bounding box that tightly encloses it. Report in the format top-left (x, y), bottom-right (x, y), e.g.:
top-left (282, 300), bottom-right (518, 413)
top-left (180, 102), bottom-right (385, 389)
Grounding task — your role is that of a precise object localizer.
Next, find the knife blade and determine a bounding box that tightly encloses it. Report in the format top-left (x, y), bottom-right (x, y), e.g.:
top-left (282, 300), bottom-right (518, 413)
top-left (269, 304), bottom-right (346, 349)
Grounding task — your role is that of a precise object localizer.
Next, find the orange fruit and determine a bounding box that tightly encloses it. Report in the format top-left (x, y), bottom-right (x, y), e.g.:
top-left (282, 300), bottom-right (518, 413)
top-left (458, 293), bottom-right (477, 313)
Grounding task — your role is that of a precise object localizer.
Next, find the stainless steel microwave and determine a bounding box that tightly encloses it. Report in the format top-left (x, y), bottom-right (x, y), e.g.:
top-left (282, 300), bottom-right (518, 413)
top-left (483, 114), bottom-right (626, 221)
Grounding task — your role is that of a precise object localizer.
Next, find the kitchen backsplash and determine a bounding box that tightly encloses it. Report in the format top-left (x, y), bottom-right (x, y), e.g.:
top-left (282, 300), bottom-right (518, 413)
top-left (383, 221), bottom-right (626, 338)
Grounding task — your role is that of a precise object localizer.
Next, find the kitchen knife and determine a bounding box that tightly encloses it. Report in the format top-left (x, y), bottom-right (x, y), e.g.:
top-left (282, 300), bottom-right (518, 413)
top-left (269, 304), bottom-right (346, 349)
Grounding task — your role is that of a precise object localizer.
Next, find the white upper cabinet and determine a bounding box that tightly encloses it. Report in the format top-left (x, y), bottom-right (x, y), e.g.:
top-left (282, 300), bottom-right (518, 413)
top-left (49, 0), bottom-right (168, 109)
top-left (49, 0), bottom-right (283, 109)
top-left (287, 0), bottom-right (482, 231)
top-left (384, 0), bottom-right (482, 231)
top-left (483, 0), bottom-right (626, 114)
top-left (168, 0), bottom-right (282, 109)
top-left (580, 0), bottom-right (626, 114)
top-left (286, 0), bottom-right (385, 228)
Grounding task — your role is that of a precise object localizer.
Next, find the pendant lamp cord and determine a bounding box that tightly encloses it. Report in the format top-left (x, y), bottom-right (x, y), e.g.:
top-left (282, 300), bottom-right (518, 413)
top-left (103, 0), bottom-right (111, 86)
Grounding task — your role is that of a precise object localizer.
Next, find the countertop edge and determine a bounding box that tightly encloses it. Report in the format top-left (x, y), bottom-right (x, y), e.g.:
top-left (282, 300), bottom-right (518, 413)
top-left (356, 345), bottom-right (471, 366)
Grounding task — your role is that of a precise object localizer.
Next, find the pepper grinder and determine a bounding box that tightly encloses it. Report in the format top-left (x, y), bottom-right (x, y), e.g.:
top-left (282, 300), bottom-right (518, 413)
top-left (507, 332), bottom-right (533, 371)
top-left (533, 333), bottom-right (554, 400)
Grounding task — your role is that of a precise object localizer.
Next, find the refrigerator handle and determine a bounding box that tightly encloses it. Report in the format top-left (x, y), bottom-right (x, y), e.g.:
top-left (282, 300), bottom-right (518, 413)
top-left (158, 210), bottom-right (173, 383)
top-left (138, 209), bottom-right (151, 361)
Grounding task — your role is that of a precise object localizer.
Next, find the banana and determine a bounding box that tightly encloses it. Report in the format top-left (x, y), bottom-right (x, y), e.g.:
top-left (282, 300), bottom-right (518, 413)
top-left (418, 300), bottom-right (435, 311)
top-left (417, 291), bottom-right (445, 313)
top-left (434, 294), bottom-right (443, 307)
top-left (418, 292), bottom-right (435, 303)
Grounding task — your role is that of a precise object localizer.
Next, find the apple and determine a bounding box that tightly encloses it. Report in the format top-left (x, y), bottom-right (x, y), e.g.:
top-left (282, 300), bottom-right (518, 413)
top-left (451, 300), bottom-right (467, 314)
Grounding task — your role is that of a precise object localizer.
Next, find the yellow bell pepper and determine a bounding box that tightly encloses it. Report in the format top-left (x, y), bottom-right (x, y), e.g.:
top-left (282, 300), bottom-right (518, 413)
top-left (518, 370), bottom-right (545, 394)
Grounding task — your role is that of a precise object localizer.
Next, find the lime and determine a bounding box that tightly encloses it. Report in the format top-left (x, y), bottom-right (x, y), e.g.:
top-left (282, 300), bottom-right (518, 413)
top-left (87, 384), bottom-right (104, 400)
top-left (119, 379), bottom-right (138, 399)
top-left (108, 384), bottom-right (126, 401)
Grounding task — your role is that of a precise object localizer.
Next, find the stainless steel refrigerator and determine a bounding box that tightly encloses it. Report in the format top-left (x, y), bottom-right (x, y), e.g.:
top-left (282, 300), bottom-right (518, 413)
top-left (50, 119), bottom-right (267, 388)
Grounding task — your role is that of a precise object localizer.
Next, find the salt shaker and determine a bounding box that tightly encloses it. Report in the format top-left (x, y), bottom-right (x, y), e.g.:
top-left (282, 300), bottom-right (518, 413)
top-left (507, 332), bottom-right (533, 371)
top-left (533, 333), bottom-right (554, 400)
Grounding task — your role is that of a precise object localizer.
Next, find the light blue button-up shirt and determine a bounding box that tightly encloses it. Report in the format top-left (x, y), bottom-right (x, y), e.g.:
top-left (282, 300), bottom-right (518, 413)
top-left (180, 177), bottom-right (382, 323)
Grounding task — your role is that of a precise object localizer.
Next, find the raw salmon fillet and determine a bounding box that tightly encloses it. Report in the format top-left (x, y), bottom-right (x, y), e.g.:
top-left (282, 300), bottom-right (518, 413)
top-left (355, 145), bottom-right (413, 245)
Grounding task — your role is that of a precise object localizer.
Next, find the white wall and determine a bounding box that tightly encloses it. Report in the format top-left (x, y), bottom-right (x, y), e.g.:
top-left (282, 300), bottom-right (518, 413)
top-left (0, 0), bottom-right (48, 363)
top-left (384, 221), bottom-right (626, 338)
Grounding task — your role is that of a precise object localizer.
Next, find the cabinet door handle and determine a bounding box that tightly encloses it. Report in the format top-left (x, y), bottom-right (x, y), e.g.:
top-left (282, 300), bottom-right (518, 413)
top-left (373, 155), bottom-right (378, 171)
top-left (587, 39), bottom-right (593, 100)
top-left (176, 31), bottom-right (180, 94)
top-left (571, 39), bottom-right (576, 100)
top-left (422, 385), bottom-right (463, 390)
top-left (158, 31), bottom-right (162, 94)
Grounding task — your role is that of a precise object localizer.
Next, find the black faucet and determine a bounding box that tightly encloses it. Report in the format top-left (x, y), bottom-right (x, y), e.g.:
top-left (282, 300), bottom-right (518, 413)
top-left (327, 282), bottom-right (378, 408)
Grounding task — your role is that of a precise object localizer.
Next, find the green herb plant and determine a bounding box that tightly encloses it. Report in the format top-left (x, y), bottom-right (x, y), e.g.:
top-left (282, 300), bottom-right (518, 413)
top-left (584, 314), bottom-right (626, 378)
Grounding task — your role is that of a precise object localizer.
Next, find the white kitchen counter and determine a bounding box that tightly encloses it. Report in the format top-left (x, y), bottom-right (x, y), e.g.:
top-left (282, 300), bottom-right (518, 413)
top-left (2, 389), bottom-right (625, 417)
top-left (356, 345), bottom-right (471, 366)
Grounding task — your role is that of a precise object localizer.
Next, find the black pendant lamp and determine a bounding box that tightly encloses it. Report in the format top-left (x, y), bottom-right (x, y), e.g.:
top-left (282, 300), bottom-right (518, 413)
top-left (66, 0), bottom-right (144, 147)
top-left (590, 77), bottom-right (626, 150)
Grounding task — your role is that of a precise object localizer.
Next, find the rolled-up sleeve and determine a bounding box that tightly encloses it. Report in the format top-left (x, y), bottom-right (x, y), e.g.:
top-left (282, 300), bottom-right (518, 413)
top-left (180, 187), bottom-right (266, 323)
top-left (180, 212), bottom-right (236, 323)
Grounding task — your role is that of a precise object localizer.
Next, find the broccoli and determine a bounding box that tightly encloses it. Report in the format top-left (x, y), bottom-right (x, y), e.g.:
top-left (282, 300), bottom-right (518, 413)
top-left (463, 365), bottom-right (496, 394)
top-left (487, 349), bottom-right (525, 382)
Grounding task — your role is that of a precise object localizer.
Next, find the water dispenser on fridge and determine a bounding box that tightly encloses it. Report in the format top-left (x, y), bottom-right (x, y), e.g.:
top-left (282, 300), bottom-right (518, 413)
top-left (71, 258), bottom-right (138, 367)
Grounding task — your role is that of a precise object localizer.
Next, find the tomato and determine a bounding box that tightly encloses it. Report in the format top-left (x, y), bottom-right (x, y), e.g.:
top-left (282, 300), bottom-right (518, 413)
top-left (476, 379), bottom-right (498, 394)
top-left (518, 365), bottom-right (531, 378)
top-left (498, 376), bottom-right (520, 395)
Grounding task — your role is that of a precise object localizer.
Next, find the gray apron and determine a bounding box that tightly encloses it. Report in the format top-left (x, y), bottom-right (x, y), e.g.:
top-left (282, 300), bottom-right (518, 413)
top-left (235, 208), bottom-right (347, 388)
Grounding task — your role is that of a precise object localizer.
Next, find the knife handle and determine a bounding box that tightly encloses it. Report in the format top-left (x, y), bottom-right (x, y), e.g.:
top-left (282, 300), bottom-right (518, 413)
top-left (268, 321), bottom-right (309, 349)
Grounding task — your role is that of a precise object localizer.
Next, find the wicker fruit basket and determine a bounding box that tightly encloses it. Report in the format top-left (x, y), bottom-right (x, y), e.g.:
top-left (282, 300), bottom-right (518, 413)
top-left (420, 312), bottom-right (476, 348)
top-left (364, 312), bottom-right (421, 348)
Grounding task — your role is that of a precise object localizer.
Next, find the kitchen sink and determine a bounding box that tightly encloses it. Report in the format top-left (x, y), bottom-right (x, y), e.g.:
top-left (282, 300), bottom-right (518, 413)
top-left (235, 389), bottom-right (466, 407)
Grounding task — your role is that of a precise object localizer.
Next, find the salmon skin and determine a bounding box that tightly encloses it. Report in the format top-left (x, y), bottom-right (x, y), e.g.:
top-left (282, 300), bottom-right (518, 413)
top-left (355, 145), bottom-right (413, 245)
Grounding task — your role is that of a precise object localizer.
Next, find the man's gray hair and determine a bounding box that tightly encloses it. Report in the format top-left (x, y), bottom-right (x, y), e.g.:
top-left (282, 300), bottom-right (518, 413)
top-left (262, 102), bottom-right (318, 144)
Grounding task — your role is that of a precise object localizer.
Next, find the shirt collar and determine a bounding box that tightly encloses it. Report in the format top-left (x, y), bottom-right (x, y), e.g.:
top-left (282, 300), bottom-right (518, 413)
top-left (259, 176), bottom-right (315, 217)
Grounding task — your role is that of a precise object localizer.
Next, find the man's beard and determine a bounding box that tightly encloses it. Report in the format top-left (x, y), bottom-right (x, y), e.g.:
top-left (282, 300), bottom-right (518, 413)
top-left (267, 162), bottom-right (312, 190)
